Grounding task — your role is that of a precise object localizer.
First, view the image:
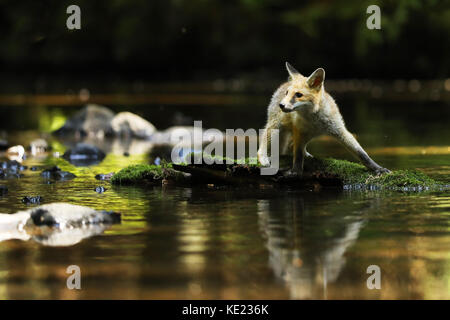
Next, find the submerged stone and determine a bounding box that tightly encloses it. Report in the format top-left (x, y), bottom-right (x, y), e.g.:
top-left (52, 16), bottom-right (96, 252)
top-left (0, 185), bottom-right (7, 196)
top-left (0, 160), bottom-right (26, 179)
top-left (95, 172), bottom-right (115, 181)
top-left (1, 160), bottom-right (27, 172)
top-left (22, 196), bottom-right (42, 205)
top-left (0, 168), bottom-right (21, 179)
top-left (94, 186), bottom-right (107, 193)
top-left (41, 166), bottom-right (76, 180)
top-left (62, 143), bottom-right (106, 166)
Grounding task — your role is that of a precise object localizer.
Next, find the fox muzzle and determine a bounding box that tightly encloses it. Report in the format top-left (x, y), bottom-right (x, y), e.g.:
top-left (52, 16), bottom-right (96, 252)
top-left (279, 103), bottom-right (296, 113)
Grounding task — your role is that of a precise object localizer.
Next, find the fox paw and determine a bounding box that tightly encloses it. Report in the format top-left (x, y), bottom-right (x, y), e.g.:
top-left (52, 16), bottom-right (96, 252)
top-left (305, 152), bottom-right (314, 159)
top-left (283, 169), bottom-right (303, 178)
top-left (258, 154), bottom-right (271, 167)
top-left (375, 167), bottom-right (391, 175)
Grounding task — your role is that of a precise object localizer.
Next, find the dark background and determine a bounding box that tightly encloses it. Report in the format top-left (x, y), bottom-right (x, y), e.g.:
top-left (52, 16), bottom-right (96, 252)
top-left (0, 0), bottom-right (448, 82)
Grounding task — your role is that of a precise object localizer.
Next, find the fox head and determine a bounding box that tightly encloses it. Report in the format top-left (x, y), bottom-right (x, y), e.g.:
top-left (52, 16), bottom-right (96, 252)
top-left (279, 62), bottom-right (325, 113)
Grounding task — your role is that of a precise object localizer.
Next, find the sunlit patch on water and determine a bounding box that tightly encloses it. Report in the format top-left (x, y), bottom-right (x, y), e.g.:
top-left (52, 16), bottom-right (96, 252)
top-left (368, 146), bottom-right (450, 156)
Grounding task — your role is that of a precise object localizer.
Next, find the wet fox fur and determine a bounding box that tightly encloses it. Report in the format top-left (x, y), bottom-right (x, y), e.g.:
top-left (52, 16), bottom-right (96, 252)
top-left (257, 62), bottom-right (390, 175)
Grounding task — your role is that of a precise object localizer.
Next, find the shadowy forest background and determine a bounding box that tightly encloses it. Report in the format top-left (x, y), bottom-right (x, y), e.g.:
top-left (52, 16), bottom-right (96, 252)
top-left (0, 0), bottom-right (448, 83)
top-left (0, 0), bottom-right (448, 133)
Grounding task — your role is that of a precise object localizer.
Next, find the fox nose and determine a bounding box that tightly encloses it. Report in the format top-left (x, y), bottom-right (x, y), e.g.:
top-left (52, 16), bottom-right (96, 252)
top-left (279, 103), bottom-right (285, 110)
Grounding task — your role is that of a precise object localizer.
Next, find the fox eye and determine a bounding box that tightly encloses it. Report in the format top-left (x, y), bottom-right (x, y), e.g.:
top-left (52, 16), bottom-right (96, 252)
top-left (295, 92), bottom-right (303, 98)
top-left (286, 91), bottom-right (289, 96)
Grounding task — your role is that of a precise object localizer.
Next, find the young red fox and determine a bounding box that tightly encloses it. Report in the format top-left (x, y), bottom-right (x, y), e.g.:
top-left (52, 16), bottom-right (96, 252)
top-left (257, 62), bottom-right (390, 176)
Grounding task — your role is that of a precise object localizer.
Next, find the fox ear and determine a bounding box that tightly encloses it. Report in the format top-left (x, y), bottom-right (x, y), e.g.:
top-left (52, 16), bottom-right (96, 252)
top-left (286, 62), bottom-right (300, 78)
top-left (307, 68), bottom-right (325, 90)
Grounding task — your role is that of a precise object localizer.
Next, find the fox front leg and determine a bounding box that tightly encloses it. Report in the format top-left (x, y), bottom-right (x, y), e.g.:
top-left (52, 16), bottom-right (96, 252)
top-left (291, 147), bottom-right (305, 175)
top-left (286, 130), bottom-right (305, 177)
top-left (334, 128), bottom-right (390, 174)
top-left (257, 123), bottom-right (277, 167)
top-left (280, 130), bottom-right (292, 155)
top-left (303, 144), bottom-right (313, 158)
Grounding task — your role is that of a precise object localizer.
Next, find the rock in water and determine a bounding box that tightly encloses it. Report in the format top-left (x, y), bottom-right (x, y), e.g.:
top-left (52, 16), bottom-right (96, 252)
top-left (41, 166), bottom-right (76, 180)
top-left (95, 172), bottom-right (115, 181)
top-left (62, 143), bottom-right (106, 166)
top-left (53, 104), bottom-right (115, 137)
top-left (22, 196), bottom-right (42, 204)
top-left (29, 138), bottom-right (49, 155)
top-left (6, 145), bottom-right (25, 162)
top-left (0, 203), bottom-right (121, 246)
top-left (94, 186), bottom-right (107, 193)
top-left (1, 160), bottom-right (26, 172)
top-left (0, 160), bottom-right (26, 179)
top-left (111, 112), bottom-right (157, 139)
top-left (52, 104), bottom-right (157, 140)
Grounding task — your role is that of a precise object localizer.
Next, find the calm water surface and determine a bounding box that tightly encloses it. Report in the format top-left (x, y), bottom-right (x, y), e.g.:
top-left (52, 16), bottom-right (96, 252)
top-left (0, 98), bottom-right (449, 299)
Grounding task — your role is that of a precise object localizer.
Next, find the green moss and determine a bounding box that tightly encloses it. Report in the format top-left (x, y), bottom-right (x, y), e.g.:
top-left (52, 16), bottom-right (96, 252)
top-left (184, 152), bottom-right (259, 167)
top-left (303, 157), bottom-right (438, 189)
top-left (111, 163), bottom-right (187, 185)
top-left (111, 155), bottom-right (440, 190)
top-left (303, 157), bottom-right (370, 184)
top-left (365, 170), bottom-right (436, 188)
top-left (188, 153), bottom-right (439, 189)
top-left (111, 164), bottom-right (164, 185)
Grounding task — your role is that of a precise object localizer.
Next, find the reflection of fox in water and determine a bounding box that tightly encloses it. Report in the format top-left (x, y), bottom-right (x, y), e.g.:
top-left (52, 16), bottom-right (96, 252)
top-left (257, 62), bottom-right (390, 176)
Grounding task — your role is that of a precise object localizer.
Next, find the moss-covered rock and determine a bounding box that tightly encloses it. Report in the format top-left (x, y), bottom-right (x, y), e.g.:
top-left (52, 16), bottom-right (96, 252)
top-left (303, 157), bottom-right (439, 190)
top-left (364, 169), bottom-right (436, 189)
top-left (111, 163), bottom-right (188, 185)
top-left (111, 164), bottom-right (162, 185)
top-left (303, 157), bottom-right (369, 184)
top-left (183, 153), bottom-right (259, 167)
top-left (110, 155), bottom-right (442, 191)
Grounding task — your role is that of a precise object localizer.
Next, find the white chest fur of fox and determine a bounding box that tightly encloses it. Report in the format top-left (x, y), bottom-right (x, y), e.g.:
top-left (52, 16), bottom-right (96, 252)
top-left (257, 62), bottom-right (390, 176)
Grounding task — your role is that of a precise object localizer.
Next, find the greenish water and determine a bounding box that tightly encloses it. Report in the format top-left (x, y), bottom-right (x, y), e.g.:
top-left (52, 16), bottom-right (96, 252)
top-left (0, 98), bottom-right (449, 299)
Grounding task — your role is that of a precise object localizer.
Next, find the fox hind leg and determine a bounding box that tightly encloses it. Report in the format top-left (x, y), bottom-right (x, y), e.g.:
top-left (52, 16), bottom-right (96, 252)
top-left (333, 128), bottom-right (390, 174)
